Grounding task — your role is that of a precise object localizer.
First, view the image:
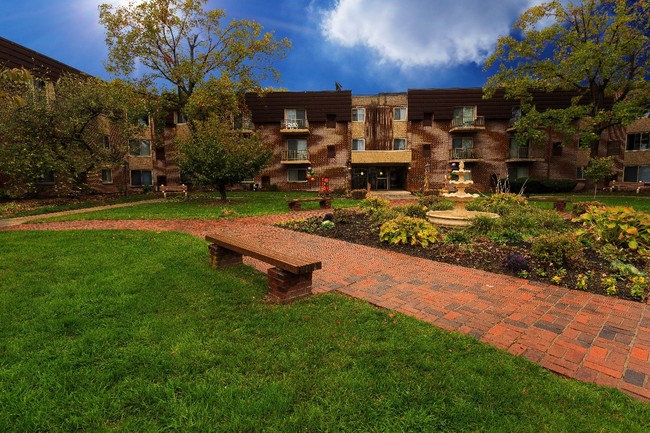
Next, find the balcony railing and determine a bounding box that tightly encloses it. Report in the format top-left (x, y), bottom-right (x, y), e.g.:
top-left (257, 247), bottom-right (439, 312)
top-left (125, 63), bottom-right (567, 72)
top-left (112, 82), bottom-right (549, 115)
top-left (449, 116), bottom-right (485, 132)
top-left (281, 149), bottom-right (310, 162)
top-left (450, 147), bottom-right (480, 160)
top-left (281, 118), bottom-right (309, 132)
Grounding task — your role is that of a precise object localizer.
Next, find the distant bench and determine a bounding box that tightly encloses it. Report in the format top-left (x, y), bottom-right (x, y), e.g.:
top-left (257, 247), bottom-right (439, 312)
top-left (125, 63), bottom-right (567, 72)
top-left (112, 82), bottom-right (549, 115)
top-left (205, 232), bottom-right (322, 304)
top-left (527, 197), bottom-right (570, 211)
top-left (160, 184), bottom-right (187, 198)
top-left (287, 197), bottom-right (332, 211)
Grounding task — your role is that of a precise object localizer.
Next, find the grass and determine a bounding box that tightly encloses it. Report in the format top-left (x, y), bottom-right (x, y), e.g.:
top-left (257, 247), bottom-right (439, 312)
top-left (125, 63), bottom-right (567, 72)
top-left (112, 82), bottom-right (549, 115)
top-left (522, 193), bottom-right (650, 213)
top-left (1, 230), bottom-right (649, 432)
top-left (27, 191), bottom-right (357, 222)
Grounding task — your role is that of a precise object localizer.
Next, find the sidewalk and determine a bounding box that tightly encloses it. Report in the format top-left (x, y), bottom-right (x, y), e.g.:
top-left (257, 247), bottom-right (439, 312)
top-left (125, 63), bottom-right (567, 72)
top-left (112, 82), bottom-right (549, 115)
top-left (3, 210), bottom-right (650, 402)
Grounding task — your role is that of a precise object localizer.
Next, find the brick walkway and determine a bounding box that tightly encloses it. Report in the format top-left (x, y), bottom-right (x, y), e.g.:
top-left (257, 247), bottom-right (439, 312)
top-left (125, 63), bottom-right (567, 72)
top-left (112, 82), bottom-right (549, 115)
top-left (3, 210), bottom-right (650, 402)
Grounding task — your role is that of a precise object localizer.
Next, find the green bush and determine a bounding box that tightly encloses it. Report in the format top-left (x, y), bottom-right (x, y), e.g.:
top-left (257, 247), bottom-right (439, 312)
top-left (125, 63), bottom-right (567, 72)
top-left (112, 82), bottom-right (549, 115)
top-left (417, 195), bottom-right (454, 211)
top-left (358, 195), bottom-right (391, 215)
top-left (332, 208), bottom-right (358, 224)
top-left (468, 214), bottom-right (500, 235)
top-left (369, 207), bottom-right (400, 227)
top-left (507, 178), bottom-right (577, 194)
top-left (575, 206), bottom-right (650, 256)
top-left (467, 193), bottom-right (529, 216)
top-left (540, 179), bottom-right (578, 193)
top-left (394, 203), bottom-right (428, 219)
top-left (531, 232), bottom-right (583, 267)
top-left (570, 201), bottom-right (605, 216)
top-left (379, 216), bottom-right (439, 247)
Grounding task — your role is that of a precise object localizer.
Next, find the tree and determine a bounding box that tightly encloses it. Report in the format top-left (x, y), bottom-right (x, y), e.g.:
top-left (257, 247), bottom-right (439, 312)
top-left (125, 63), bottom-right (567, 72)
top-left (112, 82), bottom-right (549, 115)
top-left (0, 67), bottom-right (33, 106)
top-left (583, 156), bottom-right (615, 198)
top-left (98, 0), bottom-right (291, 108)
top-left (0, 74), bottom-right (153, 197)
top-left (485, 0), bottom-right (650, 156)
top-left (175, 113), bottom-right (272, 201)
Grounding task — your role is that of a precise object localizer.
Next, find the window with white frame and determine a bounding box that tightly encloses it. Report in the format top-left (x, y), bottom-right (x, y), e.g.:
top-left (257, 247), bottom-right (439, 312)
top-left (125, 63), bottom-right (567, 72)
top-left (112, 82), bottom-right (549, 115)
top-left (393, 138), bottom-right (406, 150)
top-left (393, 107), bottom-right (407, 121)
top-left (453, 106), bottom-right (475, 124)
top-left (352, 139), bottom-right (365, 151)
top-left (284, 109), bottom-right (306, 129)
top-left (131, 170), bottom-right (152, 186)
top-left (451, 137), bottom-right (474, 159)
top-left (137, 115), bottom-right (150, 126)
top-left (102, 169), bottom-right (113, 184)
top-left (287, 168), bottom-right (307, 182)
top-left (627, 132), bottom-right (649, 151)
top-left (624, 166), bottom-right (650, 183)
top-left (130, 139), bottom-right (151, 156)
top-left (286, 139), bottom-right (308, 160)
top-left (352, 108), bottom-right (365, 122)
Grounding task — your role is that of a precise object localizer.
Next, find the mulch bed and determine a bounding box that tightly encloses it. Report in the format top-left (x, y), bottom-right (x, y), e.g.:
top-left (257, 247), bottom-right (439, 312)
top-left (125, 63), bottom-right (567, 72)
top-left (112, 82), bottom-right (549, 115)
top-left (280, 212), bottom-right (647, 303)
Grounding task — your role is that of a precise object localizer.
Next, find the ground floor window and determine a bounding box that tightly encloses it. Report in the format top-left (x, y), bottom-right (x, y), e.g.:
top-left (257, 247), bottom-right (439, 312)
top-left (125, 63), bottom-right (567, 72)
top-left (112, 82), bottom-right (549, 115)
top-left (623, 166), bottom-right (650, 183)
top-left (351, 166), bottom-right (406, 190)
top-left (508, 166), bottom-right (529, 180)
top-left (102, 169), bottom-right (113, 184)
top-left (287, 168), bottom-right (307, 182)
top-left (352, 139), bottom-right (365, 151)
top-left (393, 138), bottom-right (406, 150)
top-left (131, 170), bottom-right (152, 186)
top-left (576, 167), bottom-right (585, 180)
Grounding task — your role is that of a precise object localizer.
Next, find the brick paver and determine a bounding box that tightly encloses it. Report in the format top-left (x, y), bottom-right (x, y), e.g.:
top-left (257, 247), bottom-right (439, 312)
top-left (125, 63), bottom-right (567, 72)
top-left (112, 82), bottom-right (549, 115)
top-left (3, 210), bottom-right (650, 402)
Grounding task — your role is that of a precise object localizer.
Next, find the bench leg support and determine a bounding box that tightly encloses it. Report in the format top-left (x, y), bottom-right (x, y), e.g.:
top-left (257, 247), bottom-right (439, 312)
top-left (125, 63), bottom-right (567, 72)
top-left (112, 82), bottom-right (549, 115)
top-left (208, 244), bottom-right (243, 268)
top-left (289, 202), bottom-right (301, 211)
top-left (267, 267), bottom-right (312, 304)
top-left (319, 200), bottom-right (331, 209)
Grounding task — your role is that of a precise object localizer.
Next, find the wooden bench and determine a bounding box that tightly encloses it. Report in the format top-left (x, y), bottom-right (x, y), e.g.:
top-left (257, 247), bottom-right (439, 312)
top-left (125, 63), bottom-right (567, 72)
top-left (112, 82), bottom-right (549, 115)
top-left (160, 184), bottom-right (187, 198)
top-left (527, 197), bottom-right (570, 211)
top-left (205, 233), bottom-right (322, 304)
top-left (287, 197), bottom-right (332, 211)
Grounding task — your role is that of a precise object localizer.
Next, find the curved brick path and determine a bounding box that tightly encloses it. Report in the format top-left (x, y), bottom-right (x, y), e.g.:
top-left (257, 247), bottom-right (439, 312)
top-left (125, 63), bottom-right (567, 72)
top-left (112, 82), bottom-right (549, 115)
top-left (3, 210), bottom-right (650, 402)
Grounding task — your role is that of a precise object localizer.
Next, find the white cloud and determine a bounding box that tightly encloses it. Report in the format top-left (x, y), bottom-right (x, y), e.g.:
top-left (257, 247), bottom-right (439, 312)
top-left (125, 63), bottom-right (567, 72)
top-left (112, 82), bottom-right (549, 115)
top-left (319, 0), bottom-right (545, 68)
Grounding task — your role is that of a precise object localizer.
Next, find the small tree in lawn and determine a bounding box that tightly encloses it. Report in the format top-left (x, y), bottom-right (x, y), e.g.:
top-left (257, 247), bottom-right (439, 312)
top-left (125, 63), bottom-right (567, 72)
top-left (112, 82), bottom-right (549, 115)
top-left (175, 114), bottom-right (271, 201)
top-left (584, 156), bottom-right (615, 198)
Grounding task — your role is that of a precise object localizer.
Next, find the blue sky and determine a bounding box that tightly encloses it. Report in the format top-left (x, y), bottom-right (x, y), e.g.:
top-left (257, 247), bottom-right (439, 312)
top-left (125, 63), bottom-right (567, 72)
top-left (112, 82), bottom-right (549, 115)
top-left (1, 0), bottom-right (545, 94)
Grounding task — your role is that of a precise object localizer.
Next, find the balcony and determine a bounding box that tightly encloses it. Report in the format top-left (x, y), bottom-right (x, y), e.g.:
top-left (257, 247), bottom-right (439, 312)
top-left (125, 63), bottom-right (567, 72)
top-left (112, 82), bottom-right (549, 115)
top-left (449, 148), bottom-right (481, 162)
top-left (449, 116), bottom-right (485, 133)
top-left (351, 150), bottom-right (412, 164)
top-left (506, 117), bottom-right (519, 132)
top-left (281, 149), bottom-right (310, 164)
top-left (506, 147), bottom-right (545, 162)
top-left (280, 119), bottom-right (310, 134)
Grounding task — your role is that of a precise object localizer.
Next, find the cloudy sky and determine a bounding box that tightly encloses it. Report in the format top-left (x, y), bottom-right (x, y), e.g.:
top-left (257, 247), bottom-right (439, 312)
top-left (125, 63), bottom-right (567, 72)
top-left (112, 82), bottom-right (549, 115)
top-left (1, 0), bottom-right (546, 94)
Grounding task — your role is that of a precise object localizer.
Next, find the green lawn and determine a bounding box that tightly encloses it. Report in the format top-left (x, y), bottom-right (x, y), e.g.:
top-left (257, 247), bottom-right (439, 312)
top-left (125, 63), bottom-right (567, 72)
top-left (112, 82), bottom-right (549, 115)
top-left (524, 194), bottom-right (650, 213)
top-left (1, 230), bottom-right (649, 432)
top-left (29, 191), bottom-right (357, 222)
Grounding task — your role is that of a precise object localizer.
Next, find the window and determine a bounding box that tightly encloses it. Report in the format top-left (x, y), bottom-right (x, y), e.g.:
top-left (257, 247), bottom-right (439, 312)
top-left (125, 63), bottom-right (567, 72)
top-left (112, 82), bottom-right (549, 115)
top-left (511, 106), bottom-right (522, 120)
top-left (452, 137), bottom-right (474, 159)
top-left (509, 136), bottom-right (529, 158)
top-left (352, 108), bottom-right (365, 122)
top-left (37, 170), bottom-right (55, 184)
top-left (624, 166), bottom-right (650, 183)
top-left (626, 132), bottom-right (650, 151)
top-left (393, 107), bottom-right (407, 121)
top-left (130, 139), bottom-right (151, 156)
top-left (284, 109), bottom-right (306, 128)
top-left (326, 114), bottom-right (336, 128)
top-left (423, 112), bottom-right (433, 127)
top-left (286, 139), bottom-right (308, 160)
top-left (552, 142), bottom-right (563, 156)
top-left (102, 135), bottom-right (110, 149)
top-left (453, 106), bottom-right (475, 124)
top-left (508, 166), bottom-right (529, 180)
top-left (576, 167), bottom-right (585, 180)
top-left (233, 114), bottom-right (252, 130)
top-left (175, 111), bottom-right (187, 124)
top-left (352, 139), bottom-right (365, 151)
top-left (137, 115), bottom-right (150, 126)
top-left (287, 168), bottom-right (307, 182)
top-left (422, 143), bottom-right (431, 158)
top-left (393, 138), bottom-right (406, 150)
top-left (102, 169), bottom-right (113, 184)
top-left (327, 145), bottom-right (336, 158)
top-left (131, 170), bottom-right (152, 186)
top-left (155, 147), bottom-right (166, 161)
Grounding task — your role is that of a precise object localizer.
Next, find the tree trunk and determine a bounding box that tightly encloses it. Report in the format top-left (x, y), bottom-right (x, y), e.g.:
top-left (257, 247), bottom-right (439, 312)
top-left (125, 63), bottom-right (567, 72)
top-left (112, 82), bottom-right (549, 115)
top-left (218, 182), bottom-right (227, 201)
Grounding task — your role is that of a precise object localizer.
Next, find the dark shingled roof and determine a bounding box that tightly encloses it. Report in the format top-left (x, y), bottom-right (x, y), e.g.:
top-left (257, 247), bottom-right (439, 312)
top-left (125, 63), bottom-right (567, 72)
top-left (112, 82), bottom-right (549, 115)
top-left (245, 91), bottom-right (352, 123)
top-left (0, 36), bottom-right (87, 80)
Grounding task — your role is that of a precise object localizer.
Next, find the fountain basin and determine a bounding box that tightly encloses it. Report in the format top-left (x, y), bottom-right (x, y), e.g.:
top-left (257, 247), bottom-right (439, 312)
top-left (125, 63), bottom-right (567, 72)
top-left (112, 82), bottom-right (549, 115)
top-left (427, 209), bottom-right (499, 227)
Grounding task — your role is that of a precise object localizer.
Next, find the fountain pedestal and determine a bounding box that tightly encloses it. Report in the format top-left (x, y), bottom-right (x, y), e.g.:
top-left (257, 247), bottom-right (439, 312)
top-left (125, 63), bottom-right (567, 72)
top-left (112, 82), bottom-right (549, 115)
top-left (426, 161), bottom-right (499, 227)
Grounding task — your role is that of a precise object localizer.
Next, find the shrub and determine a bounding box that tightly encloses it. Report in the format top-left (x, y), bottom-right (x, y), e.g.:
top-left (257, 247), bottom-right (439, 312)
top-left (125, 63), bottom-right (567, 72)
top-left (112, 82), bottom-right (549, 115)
top-left (467, 193), bottom-right (529, 216)
top-left (570, 201), bottom-right (605, 216)
top-left (531, 232), bottom-right (583, 267)
top-left (628, 276), bottom-right (648, 300)
top-left (575, 206), bottom-right (650, 256)
top-left (418, 195), bottom-right (454, 211)
top-left (503, 252), bottom-right (529, 272)
top-left (507, 178), bottom-right (577, 194)
top-left (443, 230), bottom-right (472, 244)
top-left (379, 216), bottom-right (439, 247)
top-left (350, 189), bottom-right (367, 200)
top-left (358, 195), bottom-right (391, 215)
top-left (468, 214), bottom-right (500, 235)
top-left (540, 179), bottom-right (578, 193)
top-left (332, 208), bottom-right (358, 224)
top-left (370, 207), bottom-right (400, 227)
top-left (394, 203), bottom-right (428, 219)
top-left (321, 220), bottom-right (335, 229)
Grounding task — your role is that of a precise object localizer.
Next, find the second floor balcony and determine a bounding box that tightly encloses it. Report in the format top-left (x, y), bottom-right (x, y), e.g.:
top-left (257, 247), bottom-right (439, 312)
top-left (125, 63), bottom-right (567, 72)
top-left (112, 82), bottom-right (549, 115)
top-left (281, 149), bottom-right (311, 164)
top-left (506, 146), bottom-right (545, 162)
top-left (449, 116), bottom-right (485, 133)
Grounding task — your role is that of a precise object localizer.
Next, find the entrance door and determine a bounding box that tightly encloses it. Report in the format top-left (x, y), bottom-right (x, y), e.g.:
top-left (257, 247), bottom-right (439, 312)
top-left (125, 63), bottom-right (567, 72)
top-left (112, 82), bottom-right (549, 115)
top-left (351, 167), bottom-right (406, 190)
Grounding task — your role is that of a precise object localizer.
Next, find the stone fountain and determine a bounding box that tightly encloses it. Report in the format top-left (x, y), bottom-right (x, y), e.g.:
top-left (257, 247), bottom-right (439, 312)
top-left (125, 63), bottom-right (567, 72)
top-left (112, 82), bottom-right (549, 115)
top-left (427, 161), bottom-right (499, 227)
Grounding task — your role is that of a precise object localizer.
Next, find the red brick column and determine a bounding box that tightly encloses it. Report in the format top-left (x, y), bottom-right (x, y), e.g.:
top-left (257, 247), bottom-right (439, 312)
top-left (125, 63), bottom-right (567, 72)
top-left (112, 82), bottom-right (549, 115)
top-left (267, 267), bottom-right (313, 304)
top-left (208, 244), bottom-right (243, 268)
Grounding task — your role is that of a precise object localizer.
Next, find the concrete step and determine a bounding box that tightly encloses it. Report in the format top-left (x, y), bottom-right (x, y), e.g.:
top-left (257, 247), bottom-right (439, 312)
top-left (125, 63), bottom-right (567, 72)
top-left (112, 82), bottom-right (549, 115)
top-left (367, 190), bottom-right (415, 201)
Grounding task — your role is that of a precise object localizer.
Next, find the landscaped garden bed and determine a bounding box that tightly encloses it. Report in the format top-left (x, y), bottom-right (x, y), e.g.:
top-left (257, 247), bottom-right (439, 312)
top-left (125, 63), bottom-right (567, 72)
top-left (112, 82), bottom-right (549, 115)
top-left (279, 194), bottom-right (650, 303)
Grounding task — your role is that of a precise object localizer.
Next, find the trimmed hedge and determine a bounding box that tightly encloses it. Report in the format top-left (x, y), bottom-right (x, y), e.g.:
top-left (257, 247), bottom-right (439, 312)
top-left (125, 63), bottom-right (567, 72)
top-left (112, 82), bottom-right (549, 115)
top-left (506, 178), bottom-right (577, 194)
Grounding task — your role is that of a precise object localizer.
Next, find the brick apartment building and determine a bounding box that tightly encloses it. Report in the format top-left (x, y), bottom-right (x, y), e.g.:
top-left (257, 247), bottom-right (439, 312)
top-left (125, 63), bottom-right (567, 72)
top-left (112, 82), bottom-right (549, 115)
top-left (2, 36), bottom-right (649, 195)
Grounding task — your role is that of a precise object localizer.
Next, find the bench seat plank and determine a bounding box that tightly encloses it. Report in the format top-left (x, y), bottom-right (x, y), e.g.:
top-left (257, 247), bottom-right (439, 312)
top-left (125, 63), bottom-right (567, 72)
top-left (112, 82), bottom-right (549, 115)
top-left (205, 233), bottom-right (321, 275)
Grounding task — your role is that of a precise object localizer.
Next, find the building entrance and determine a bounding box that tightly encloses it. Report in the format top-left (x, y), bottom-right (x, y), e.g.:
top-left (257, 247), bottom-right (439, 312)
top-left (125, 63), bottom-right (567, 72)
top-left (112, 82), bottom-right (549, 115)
top-left (351, 167), bottom-right (407, 190)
